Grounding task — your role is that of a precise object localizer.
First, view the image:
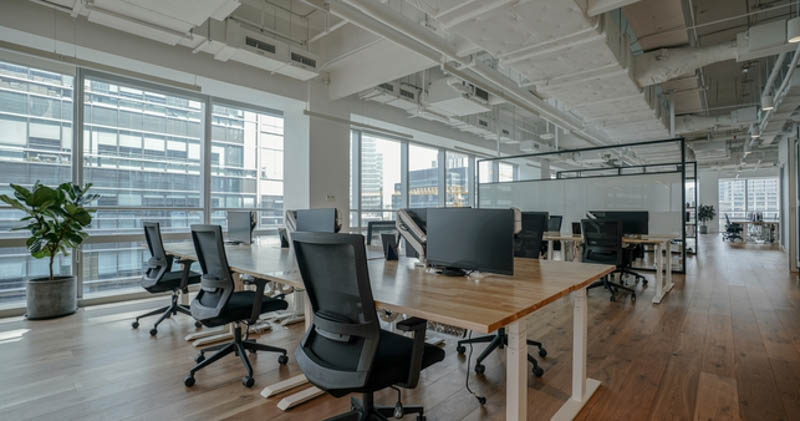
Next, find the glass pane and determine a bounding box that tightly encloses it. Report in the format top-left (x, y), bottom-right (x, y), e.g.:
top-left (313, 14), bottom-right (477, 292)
top-left (446, 152), bottom-right (470, 207)
top-left (718, 179), bottom-right (746, 231)
top-left (83, 77), bottom-right (203, 210)
top-left (0, 61), bottom-right (73, 307)
top-left (499, 162), bottom-right (516, 182)
top-left (408, 144), bottom-right (439, 208)
top-left (210, 103), bottom-right (284, 230)
top-left (478, 160), bottom-right (494, 183)
top-left (361, 134), bottom-right (402, 210)
top-left (747, 178), bottom-right (779, 220)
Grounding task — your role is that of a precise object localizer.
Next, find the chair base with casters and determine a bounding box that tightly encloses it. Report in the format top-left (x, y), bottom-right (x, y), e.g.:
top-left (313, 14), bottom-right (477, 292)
top-left (456, 327), bottom-right (547, 377)
top-left (131, 290), bottom-right (201, 336)
top-left (587, 271), bottom-right (636, 302)
top-left (325, 392), bottom-right (425, 421)
top-left (184, 321), bottom-right (288, 388)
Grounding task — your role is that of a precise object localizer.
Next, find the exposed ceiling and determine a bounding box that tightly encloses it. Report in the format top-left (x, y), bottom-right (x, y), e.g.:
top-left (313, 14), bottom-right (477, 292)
top-left (20, 0), bottom-right (798, 171)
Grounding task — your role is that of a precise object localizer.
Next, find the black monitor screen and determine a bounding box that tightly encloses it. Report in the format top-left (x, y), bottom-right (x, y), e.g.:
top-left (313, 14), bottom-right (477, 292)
top-left (296, 208), bottom-right (337, 233)
top-left (427, 208), bottom-right (514, 275)
top-left (227, 211), bottom-right (254, 244)
top-left (588, 210), bottom-right (648, 235)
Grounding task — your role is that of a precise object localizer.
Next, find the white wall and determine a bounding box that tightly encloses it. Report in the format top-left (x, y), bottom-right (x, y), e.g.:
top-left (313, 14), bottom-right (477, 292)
top-left (698, 166), bottom-right (780, 234)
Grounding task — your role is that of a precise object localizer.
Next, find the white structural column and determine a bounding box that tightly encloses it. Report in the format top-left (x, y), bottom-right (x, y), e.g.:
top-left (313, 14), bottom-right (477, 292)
top-left (506, 318), bottom-right (528, 421)
top-left (551, 289), bottom-right (601, 420)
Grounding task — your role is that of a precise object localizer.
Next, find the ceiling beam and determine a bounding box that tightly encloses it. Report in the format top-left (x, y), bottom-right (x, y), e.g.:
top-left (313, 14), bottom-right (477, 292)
top-left (586, 0), bottom-right (642, 16)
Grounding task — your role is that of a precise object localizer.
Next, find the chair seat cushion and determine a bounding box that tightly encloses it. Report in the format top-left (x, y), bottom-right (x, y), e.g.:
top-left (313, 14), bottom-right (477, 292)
top-left (358, 330), bottom-right (445, 392)
top-left (202, 291), bottom-right (288, 326)
top-left (144, 270), bottom-right (201, 293)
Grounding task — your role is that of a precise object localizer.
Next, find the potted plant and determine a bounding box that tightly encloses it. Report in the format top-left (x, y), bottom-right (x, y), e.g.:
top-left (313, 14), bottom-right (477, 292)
top-left (0, 182), bottom-right (99, 319)
top-left (698, 204), bottom-right (716, 235)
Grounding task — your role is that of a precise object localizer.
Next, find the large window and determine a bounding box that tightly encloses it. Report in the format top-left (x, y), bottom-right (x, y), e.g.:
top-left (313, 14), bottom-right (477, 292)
top-left (718, 177), bottom-right (779, 231)
top-left (0, 57), bottom-right (286, 308)
top-left (350, 129), bottom-right (478, 229)
top-left (446, 151), bottom-right (471, 207)
top-left (0, 61), bottom-right (74, 306)
top-left (408, 144), bottom-right (440, 208)
top-left (210, 103), bottom-right (284, 231)
top-left (82, 75), bottom-right (205, 297)
top-left (360, 133), bottom-right (402, 227)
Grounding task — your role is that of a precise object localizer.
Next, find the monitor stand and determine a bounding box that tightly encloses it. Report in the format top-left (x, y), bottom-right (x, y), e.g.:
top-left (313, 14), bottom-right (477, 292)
top-left (437, 267), bottom-right (467, 277)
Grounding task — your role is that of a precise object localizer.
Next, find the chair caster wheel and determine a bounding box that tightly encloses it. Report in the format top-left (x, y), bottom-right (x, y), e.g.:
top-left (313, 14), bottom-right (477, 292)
top-left (456, 345), bottom-right (466, 354)
top-left (194, 321), bottom-right (202, 328)
top-left (476, 396), bottom-right (487, 405)
top-left (195, 353), bottom-right (205, 364)
top-left (538, 348), bottom-right (547, 358)
top-left (278, 355), bottom-right (289, 365)
top-left (474, 364), bottom-right (485, 374)
top-left (532, 366), bottom-right (544, 377)
top-left (184, 376), bottom-right (195, 387)
top-left (132, 321), bottom-right (139, 329)
top-left (242, 376), bottom-right (255, 388)
top-left (149, 328), bottom-right (158, 336)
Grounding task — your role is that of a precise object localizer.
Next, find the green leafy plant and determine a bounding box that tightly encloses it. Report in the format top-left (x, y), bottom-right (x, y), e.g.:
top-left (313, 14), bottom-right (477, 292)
top-left (698, 204), bottom-right (716, 225)
top-left (0, 182), bottom-right (99, 281)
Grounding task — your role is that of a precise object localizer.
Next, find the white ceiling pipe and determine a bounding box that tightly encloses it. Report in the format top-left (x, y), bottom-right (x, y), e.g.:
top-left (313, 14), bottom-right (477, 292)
top-left (328, 0), bottom-right (612, 147)
top-left (762, 51), bottom-right (788, 98)
top-left (633, 42), bottom-right (738, 87)
top-left (757, 43), bottom-right (800, 145)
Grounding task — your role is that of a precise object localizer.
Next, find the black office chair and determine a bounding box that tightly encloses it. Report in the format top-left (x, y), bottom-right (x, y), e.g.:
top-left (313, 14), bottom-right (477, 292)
top-left (582, 219), bottom-right (637, 302)
top-left (723, 214), bottom-right (743, 242)
top-left (183, 224), bottom-right (289, 388)
top-left (132, 222), bottom-right (202, 336)
top-left (292, 232), bottom-right (444, 421)
top-left (455, 212), bottom-right (547, 377)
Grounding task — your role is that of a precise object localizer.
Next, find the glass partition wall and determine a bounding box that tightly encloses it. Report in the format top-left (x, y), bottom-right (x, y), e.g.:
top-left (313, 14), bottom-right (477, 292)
top-left (0, 59), bottom-right (284, 308)
top-left (478, 138), bottom-right (688, 273)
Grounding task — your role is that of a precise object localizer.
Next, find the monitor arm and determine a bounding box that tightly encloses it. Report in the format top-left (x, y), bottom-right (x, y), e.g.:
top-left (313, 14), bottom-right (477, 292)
top-left (396, 209), bottom-right (427, 265)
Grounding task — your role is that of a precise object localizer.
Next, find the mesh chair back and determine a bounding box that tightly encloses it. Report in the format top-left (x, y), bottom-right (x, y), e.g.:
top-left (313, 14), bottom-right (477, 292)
top-left (581, 219), bottom-right (623, 266)
top-left (548, 215), bottom-right (563, 232)
top-left (292, 232), bottom-right (380, 392)
top-left (190, 225), bottom-right (234, 322)
top-left (142, 222), bottom-right (172, 289)
top-left (515, 212), bottom-right (547, 258)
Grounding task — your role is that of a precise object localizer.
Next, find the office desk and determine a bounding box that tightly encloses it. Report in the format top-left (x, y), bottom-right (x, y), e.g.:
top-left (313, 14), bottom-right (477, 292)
top-left (541, 234), bottom-right (678, 304)
top-left (731, 220), bottom-right (779, 243)
top-left (165, 241), bottom-right (614, 421)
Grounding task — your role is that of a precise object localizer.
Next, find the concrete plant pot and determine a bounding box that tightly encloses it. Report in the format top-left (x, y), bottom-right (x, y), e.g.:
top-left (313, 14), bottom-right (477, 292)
top-left (26, 275), bottom-right (78, 320)
top-left (699, 225), bottom-right (708, 234)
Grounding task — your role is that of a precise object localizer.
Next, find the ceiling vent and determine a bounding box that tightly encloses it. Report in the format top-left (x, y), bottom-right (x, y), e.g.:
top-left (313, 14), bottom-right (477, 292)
top-left (427, 77), bottom-right (492, 116)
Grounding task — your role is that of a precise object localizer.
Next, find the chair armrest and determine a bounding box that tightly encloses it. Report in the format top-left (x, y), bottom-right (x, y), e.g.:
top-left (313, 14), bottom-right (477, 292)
top-left (172, 256), bottom-right (194, 292)
top-left (243, 277), bottom-right (268, 323)
top-left (396, 317), bottom-right (428, 388)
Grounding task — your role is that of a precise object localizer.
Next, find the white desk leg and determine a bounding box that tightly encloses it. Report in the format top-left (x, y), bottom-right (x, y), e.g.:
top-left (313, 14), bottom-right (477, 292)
top-left (652, 242), bottom-right (665, 304)
top-left (506, 318), bottom-right (527, 421)
top-left (547, 240), bottom-right (554, 260)
top-left (261, 291), bottom-right (315, 403)
top-left (664, 241), bottom-right (674, 295)
top-left (552, 289), bottom-right (601, 421)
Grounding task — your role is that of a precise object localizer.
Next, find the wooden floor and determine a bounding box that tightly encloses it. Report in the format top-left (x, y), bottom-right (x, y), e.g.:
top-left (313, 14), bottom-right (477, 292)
top-left (0, 235), bottom-right (797, 420)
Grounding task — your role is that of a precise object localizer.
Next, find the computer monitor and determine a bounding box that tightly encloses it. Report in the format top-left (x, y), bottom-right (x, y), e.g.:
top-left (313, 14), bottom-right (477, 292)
top-left (427, 208), bottom-right (514, 276)
top-left (227, 211), bottom-right (255, 244)
top-left (295, 208), bottom-right (338, 233)
top-left (515, 212), bottom-right (548, 259)
top-left (587, 210), bottom-right (648, 235)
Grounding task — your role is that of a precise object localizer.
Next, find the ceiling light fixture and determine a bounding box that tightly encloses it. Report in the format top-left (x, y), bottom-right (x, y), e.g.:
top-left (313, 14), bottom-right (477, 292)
top-left (789, 16), bottom-right (800, 43)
